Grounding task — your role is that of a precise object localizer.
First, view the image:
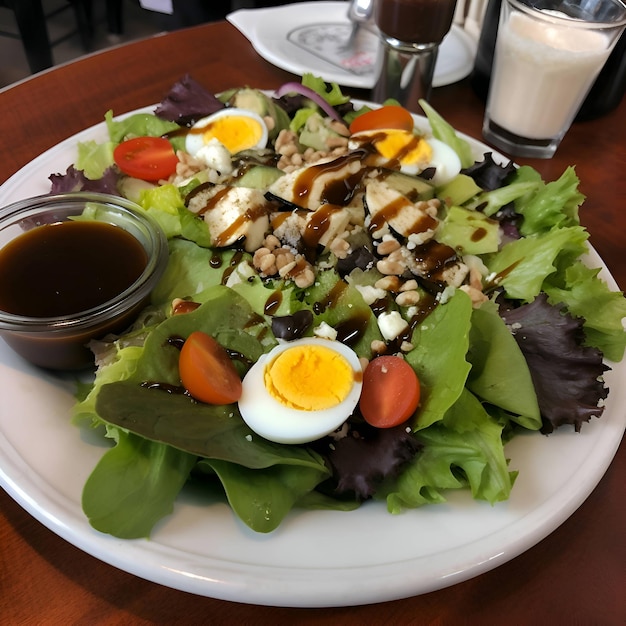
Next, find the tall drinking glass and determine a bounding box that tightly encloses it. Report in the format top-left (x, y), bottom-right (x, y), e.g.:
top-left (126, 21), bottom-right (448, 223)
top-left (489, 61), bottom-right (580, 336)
top-left (372, 0), bottom-right (458, 108)
top-left (482, 0), bottom-right (626, 158)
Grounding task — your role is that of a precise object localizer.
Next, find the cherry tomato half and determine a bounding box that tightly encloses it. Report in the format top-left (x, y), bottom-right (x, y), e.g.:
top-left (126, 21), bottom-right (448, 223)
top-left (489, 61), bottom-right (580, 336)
top-left (179, 331), bottom-right (243, 405)
top-left (113, 136), bottom-right (178, 182)
top-left (358, 355), bottom-right (420, 428)
top-left (349, 105), bottom-right (415, 135)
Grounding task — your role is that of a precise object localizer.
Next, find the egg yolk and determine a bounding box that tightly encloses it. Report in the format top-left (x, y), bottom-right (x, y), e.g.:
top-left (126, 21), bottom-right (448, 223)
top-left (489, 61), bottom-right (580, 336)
top-left (200, 115), bottom-right (265, 154)
top-left (264, 344), bottom-right (354, 411)
top-left (373, 130), bottom-right (433, 168)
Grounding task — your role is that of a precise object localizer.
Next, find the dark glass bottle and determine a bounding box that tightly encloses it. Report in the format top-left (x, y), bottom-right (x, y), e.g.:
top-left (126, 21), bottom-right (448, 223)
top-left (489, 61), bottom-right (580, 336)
top-left (576, 30), bottom-right (626, 120)
top-left (469, 0), bottom-right (502, 101)
top-left (469, 0), bottom-right (626, 120)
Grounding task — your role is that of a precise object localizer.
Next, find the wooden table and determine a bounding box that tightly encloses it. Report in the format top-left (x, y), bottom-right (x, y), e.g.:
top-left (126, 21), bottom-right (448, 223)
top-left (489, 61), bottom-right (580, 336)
top-left (0, 20), bottom-right (624, 624)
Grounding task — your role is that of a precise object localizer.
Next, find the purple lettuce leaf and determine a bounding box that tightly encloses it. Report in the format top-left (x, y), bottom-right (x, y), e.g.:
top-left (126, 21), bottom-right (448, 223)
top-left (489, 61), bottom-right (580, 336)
top-left (462, 152), bottom-right (517, 191)
top-left (499, 293), bottom-right (609, 433)
top-left (49, 165), bottom-right (121, 196)
top-left (321, 424), bottom-right (422, 499)
top-left (154, 74), bottom-right (224, 126)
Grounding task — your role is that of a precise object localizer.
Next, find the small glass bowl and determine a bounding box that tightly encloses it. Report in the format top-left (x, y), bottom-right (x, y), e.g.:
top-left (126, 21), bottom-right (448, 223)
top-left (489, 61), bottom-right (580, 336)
top-left (0, 192), bottom-right (168, 370)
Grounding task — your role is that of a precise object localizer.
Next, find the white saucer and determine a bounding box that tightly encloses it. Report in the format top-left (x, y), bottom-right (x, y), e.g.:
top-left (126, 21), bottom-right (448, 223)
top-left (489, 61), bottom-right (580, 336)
top-left (227, 1), bottom-right (478, 89)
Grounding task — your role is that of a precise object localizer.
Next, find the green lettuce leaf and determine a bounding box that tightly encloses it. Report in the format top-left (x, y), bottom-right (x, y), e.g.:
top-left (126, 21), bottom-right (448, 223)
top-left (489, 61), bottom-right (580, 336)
top-left (76, 140), bottom-right (115, 180)
top-left (467, 299), bottom-right (541, 430)
top-left (484, 225), bottom-right (589, 302)
top-left (543, 260), bottom-right (626, 362)
top-left (82, 428), bottom-right (197, 539)
top-left (383, 388), bottom-right (515, 510)
top-left (96, 383), bottom-right (326, 471)
top-left (150, 239), bottom-right (239, 306)
top-left (230, 272), bottom-right (297, 318)
top-left (418, 99), bottom-right (474, 169)
top-left (406, 290), bottom-right (473, 430)
top-left (516, 166), bottom-right (584, 235)
top-left (72, 344), bottom-right (144, 428)
top-left (83, 286), bottom-right (331, 536)
top-left (302, 73), bottom-right (350, 106)
top-left (470, 181), bottom-right (541, 217)
top-left (290, 107), bottom-right (317, 133)
top-left (304, 267), bottom-right (384, 359)
top-left (137, 183), bottom-right (211, 244)
top-left (198, 458), bottom-right (329, 533)
top-left (105, 109), bottom-right (182, 148)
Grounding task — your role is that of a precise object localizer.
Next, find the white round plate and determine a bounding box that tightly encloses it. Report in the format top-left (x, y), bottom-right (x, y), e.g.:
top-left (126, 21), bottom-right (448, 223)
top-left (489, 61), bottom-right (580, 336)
top-left (227, 2), bottom-right (478, 89)
top-left (0, 103), bottom-right (624, 608)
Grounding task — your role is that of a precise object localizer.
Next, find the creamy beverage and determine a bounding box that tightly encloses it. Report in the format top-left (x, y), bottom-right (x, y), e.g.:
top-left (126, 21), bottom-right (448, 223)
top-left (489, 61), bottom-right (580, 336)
top-left (488, 12), bottom-right (611, 140)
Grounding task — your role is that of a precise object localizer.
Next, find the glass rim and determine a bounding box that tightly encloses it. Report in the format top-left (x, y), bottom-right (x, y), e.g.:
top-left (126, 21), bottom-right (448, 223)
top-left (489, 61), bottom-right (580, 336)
top-left (0, 192), bottom-right (168, 333)
top-left (507, 0), bottom-right (626, 28)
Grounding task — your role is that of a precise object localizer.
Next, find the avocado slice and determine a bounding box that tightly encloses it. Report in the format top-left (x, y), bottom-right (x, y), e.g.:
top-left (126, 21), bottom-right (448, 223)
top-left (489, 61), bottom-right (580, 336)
top-left (379, 170), bottom-right (435, 203)
top-left (233, 165), bottom-right (284, 189)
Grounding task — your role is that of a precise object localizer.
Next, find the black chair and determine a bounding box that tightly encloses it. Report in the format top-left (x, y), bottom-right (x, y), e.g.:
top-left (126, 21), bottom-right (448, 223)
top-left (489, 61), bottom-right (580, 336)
top-left (0, 0), bottom-right (123, 74)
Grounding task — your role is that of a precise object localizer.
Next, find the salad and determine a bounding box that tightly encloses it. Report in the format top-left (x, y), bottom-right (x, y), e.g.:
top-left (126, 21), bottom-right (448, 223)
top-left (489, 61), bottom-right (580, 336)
top-left (51, 74), bottom-right (626, 538)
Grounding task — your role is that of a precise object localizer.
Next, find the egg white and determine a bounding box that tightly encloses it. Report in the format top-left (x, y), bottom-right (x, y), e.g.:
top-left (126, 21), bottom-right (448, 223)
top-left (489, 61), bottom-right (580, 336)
top-left (185, 108), bottom-right (269, 157)
top-left (426, 138), bottom-right (461, 186)
top-left (238, 338), bottom-right (363, 444)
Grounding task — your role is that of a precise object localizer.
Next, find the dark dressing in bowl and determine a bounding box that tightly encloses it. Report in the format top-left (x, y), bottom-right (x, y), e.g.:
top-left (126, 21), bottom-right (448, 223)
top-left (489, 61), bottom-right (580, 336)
top-left (0, 220), bottom-right (148, 317)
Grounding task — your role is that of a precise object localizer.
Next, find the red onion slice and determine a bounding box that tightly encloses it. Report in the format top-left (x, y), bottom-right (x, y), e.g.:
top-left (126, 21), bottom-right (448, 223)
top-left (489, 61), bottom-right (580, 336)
top-left (274, 82), bottom-right (343, 122)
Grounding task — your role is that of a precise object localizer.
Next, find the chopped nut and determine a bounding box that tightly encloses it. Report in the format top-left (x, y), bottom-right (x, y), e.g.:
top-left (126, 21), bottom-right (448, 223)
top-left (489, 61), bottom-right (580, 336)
top-left (293, 265), bottom-right (315, 288)
top-left (278, 260), bottom-right (297, 278)
top-left (399, 279), bottom-right (418, 292)
top-left (326, 135), bottom-right (349, 149)
top-left (329, 120), bottom-right (351, 136)
top-left (377, 259), bottom-right (405, 276)
top-left (395, 290), bottom-right (420, 307)
top-left (376, 237), bottom-right (401, 256)
top-left (263, 234), bottom-right (281, 250)
top-left (275, 129), bottom-right (298, 153)
top-left (253, 248), bottom-right (278, 275)
top-left (275, 248), bottom-right (295, 271)
top-left (468, 262), bottom-right (485, 291)
top-left (375, 275), bottom-right (402, 292)
top-left (459, 284), bottom-right (489, 307)
top-left (371, 339), bottom-right (387, 355)
top-left (329, 236), bottom-right (351, 259)
top-left (400, 341), bottom-right (414, 352)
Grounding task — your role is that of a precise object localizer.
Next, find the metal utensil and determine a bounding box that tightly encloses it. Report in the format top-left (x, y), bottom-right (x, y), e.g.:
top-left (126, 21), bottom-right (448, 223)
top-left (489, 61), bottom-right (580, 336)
top-left (348, 0), bottom-right (374, 24)
top-left (345, 0), bottom-right (374, 49)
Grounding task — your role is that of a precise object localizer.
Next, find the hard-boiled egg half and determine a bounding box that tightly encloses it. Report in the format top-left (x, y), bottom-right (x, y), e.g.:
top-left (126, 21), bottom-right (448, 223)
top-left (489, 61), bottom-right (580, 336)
top-left (349, 129), bottom-right (461, 186)
top-left (185, 108), bottom-right (269, 157)
top-left (238, 337), bottom-right (363, 444)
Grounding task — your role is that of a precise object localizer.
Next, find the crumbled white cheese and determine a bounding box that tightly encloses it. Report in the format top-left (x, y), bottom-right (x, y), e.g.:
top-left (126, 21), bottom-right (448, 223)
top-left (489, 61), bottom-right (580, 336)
top-left (406, 305), bottom-right (418, 319)
top-left (313, 321), bottom-right (338, 340)
top-left (355, 284), bottom-right (387, 305)
top-left (436, 285), bottom-right (456, 304)
top-left (407, 230), bottom-right (435, 247)
top-left (377, 310), bottom-right (409, 341)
